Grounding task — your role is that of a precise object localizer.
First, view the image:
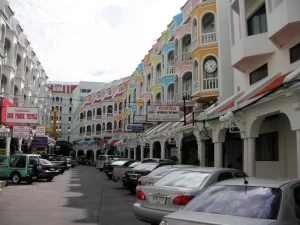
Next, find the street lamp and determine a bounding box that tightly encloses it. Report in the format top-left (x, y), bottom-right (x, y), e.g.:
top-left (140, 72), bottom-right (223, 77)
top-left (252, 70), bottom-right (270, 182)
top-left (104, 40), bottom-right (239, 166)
top-left (182, 95), bottom-right (192, 126)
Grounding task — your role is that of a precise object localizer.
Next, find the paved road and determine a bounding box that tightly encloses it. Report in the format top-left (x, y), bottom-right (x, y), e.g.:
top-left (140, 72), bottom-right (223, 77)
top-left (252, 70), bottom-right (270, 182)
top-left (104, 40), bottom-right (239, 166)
top-left (0, 165), bottom-right (146, 225)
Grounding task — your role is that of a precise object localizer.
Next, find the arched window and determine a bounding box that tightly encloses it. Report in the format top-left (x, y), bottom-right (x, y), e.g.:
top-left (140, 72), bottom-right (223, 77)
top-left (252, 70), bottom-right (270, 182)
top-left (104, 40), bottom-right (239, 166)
top-left (119, 120), bottom-right (122, 129)
top-left (70, 97), bottom-right (72, 103)
top-left (56, 97), bottom-right (59, 102)
top-left (114, 103), bottom-right (118, 112)
top-left (193, 60), bottom-right (199, 93)
top-left (201, 12), bottom-right (216, 44)
top-left (114, 120), bottom-right (117, 130)
top-left (192, 18), bottom-right (198, 41)
top-left (156, 63), bottom-right (161, 84)
top-left (182, 72), bottom-right (192, 97)
top-left (167, 84), bottom-right (175, 105)
top-left (107, 122), bottom-right (112, 131)
top-left (69, 107), bottom-right (72, 113)
top-left (167, 51), bottom-right (175, 74)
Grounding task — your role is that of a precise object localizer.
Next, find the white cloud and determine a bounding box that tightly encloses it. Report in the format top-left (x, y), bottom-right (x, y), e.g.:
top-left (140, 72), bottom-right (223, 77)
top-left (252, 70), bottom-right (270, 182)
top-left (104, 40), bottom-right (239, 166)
top-left (9, 0), bottom-right (184, 83)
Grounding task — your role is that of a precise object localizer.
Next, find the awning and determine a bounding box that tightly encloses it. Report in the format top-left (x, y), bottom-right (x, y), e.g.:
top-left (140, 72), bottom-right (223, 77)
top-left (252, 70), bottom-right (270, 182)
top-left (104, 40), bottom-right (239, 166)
top-left (109, 140), bottom-right (119, 146)
top-left (100, 141), bottom-right (107, 147)
top-left (1, 98), bottom-right (27, 126)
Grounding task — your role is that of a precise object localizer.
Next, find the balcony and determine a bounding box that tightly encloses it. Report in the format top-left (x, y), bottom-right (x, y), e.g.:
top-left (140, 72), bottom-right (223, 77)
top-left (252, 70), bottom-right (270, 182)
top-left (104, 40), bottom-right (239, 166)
top-left (182, 90), bottom-right (192, 98)
top-left (79, 133), bottom-right (83, 137)
top-left (102, 130), bottom-right (113, 136)
top-left (95, 131), bottom-right (102, 136)
top-left (231, 33), bottom-right (276, 72)
top-left (96, 115), bottom-right (102, 119)
top-left (203, 77), bottom-right (218, 91)
top-left (86, 132), bottom-right (92, 137)
top-left (167, 100), bottom-right (174, 105)
top-left (182, 52), bottom-right (192, 63)
top-left (191, 38), bottom-right (198, 51)
top-left (80, 119), bottom-right (84, 122)
top-left (167, 66), bottom-right (175, 74)
top-left (114, 111), bottom-right (118, 116)
top-left (107, 112), bottom-right (113, 117)
top-left (201, 32), bottom-right (217, 45)
top-left (268, 0), bottom-right (300, 47)
top-left (17, 67), bottom-right (25, 79)
top-left (4, 56), bottom-right (16, 70)
top-left (87, 117), bottom-right (92, 121)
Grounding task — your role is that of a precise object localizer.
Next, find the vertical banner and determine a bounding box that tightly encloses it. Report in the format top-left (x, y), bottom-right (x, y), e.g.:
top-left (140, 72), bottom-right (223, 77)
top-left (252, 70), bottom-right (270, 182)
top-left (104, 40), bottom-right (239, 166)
top-left (53, 108), bottom-right (57, 132)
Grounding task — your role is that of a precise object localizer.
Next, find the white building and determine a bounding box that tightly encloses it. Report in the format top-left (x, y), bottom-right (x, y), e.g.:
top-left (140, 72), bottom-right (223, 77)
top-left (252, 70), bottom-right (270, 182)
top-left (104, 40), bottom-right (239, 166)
top-left (0, 0), bottom-right (52, 154)
top-left (48, 81), bottom-right (105, 142)
top-left (197, 0), bottom-right (300, 178)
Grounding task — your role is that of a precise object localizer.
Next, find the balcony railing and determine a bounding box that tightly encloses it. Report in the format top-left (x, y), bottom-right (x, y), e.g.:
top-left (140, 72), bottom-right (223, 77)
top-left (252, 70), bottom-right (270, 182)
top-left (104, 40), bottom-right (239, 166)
top-left (156, 76), bottom-right (161, 84)
top-left (119, 110), bottom-right (123, 114)
top-left (96, 115), bottom-right (102, 119)
top-left (193, 81), bottom-right (199, 94)
top-left (191, 38), bottom-right (198, 50)
top-left (167, 100), bottom-right (174, 105)
top-left (87, 117), bottom-right (92, 121)
top-left (174, 93), bottom-right (180, 103)
top-left (96, 131), bottom-right (102, 136)
top-left (201, 32), bottom-right (217, 45)
top-left (182, 90), bottom-right (192, 98)
top-left (182, 52), bottom-right (192, 63)
top-left (107, 112), bottom-right (113, 117)
top-left (79, 133), bottom-right (83, 137)
top-left (203, 77), bottom-right (218, 90)
top-left (167, 66), bottom-right (175, 74)
top-left (102, 130), bottom-right (113, 135)
top-left (80, 119), bottom-right (84, 122)
top-left (86, 132), bottom-right (92, 137)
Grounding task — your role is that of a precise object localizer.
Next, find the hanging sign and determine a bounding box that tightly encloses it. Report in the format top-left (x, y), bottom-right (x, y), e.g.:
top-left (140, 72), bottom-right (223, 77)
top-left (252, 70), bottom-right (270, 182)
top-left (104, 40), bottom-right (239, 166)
top-left (13, 126), bottom-right (30, 138)
top-left (6, 107), bottom-right (39, 124)
top-left (147, 105), bottom-right (180, 122)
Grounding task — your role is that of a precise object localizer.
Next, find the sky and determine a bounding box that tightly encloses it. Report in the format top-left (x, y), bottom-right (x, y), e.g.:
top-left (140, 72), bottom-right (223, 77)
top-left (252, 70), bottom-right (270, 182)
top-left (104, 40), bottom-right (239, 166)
top-left (10, 0), bottom-right (184, 83)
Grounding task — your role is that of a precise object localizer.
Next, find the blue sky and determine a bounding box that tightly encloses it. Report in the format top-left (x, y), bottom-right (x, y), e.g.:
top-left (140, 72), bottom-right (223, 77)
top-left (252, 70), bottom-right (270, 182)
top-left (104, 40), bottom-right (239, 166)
top-left (10, 0), bottom-right (184, 83)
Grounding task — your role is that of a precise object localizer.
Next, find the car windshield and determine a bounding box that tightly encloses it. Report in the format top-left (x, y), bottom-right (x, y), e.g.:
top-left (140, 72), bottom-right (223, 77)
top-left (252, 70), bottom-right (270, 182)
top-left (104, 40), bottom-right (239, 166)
top-left (133, 163), bottom-right (158, 171)
top-left (148, 166), bottom-right (173, 176)
top-left (154, 170), bottom-right (210, 189)
top-left (40, 159), bottom-right (52, 165)
top-left (184, 185), bottom-right (282, 220)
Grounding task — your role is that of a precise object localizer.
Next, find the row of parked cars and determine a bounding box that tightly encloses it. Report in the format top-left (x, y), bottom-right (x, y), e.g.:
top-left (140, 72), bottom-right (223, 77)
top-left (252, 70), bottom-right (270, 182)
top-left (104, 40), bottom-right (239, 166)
top-left (0, 153), bottom-right (77, 184)
top-left (94, 154), bottom-right (300, 225)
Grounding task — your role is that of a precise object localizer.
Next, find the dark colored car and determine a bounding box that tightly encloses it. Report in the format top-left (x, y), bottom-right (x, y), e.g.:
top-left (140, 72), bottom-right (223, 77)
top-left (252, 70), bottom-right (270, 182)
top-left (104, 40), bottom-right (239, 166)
top-left (37, 159), bottom-right (59, 181)
top-left (65, 156), bottom-right (77, 168)
top-left (77, 156), bottom-right (91, 165)
top-left (123, 162), bottom-right (174, 193)
top-left (48, 156), bottom-right (68, 174)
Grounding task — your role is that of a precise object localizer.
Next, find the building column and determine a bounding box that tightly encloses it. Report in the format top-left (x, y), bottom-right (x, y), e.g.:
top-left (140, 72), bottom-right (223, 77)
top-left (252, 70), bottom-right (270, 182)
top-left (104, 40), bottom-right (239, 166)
top-left (133, 147), bottom-right (137, 160)
top-left (18, 138), bottom-right (23, 152)
top-left (243, 138), bottom-right (248, 174)
top-left (238, 0), bottom-right (247, 38)
top-left (296, 130), bottom-right (300, 179)
top-left (149, 142), bottom-right (153, 158)
top-left (214, 142), bottom-right (223, 168)
top-left (248, 137), bottom-right (256, 177)
top-left (5, 137), bottom-right (11, 156)
top-left (160, 140), bottom-right (165, 159)
top-left (94, 150), bottom-right (97, 161)
top-left (140, 145), bottom-right (144, 161)
top-left (197, 139), bottom-right (205, 166)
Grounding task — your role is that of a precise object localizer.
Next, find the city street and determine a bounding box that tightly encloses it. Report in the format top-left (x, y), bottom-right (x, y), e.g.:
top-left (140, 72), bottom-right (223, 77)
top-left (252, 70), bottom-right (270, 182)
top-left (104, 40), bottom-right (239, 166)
top-left (0, 166), bottom-right (145, 225)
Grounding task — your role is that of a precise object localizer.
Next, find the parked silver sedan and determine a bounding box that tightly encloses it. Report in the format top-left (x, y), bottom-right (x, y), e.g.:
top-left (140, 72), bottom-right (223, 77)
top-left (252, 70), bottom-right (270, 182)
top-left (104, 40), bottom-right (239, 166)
top-left (160, 177), bottom-right (300, 225)
top-left (138, 164), bottom-right (196, 187)
top-left (133, 167), bottom-right (246, 225)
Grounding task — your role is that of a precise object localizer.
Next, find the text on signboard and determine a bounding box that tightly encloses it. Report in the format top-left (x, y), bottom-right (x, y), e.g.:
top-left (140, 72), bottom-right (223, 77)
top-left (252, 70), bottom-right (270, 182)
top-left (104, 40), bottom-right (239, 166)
top-left (7, 113), bottom-right (38, 120)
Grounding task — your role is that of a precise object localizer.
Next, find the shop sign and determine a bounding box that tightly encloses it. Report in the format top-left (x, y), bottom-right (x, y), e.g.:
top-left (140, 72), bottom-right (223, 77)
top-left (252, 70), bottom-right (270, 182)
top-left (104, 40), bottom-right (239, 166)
top-left (6, 107), bottom-right (39, 124)
top-left (126, 124), bottom-right (143, 132)
top-left (36, 126), bottom-right (46, 136)
top-left (31, 137), bottom-right (48, 148)
top-left (13, 126), bottom-right (30, 138)
top-left (147, 105), bottom-right (180, 122)
top-left (133, 115), bottom-right (147, 124)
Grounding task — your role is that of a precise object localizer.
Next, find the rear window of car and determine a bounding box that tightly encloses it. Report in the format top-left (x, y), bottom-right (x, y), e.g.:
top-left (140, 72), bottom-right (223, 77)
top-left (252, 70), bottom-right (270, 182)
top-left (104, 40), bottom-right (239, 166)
top-left (148, 166), bottom-right (173, 176)
top-left (133, 163), bottom-right (158, 171)
top-left (97, 156), bottom-right (106, 161)
top-left (184, 185), bottom-right (282, 220)
top-left (154, 170), bottom-right (210, 189)
top-left (40, 159), bottom-right (52, 165)
top-left (142, 159), bottom-right (158, 163)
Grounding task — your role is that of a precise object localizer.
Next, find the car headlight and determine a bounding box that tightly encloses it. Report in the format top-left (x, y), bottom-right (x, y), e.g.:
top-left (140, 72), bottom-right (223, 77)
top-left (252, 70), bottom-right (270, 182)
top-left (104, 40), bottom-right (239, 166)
top-left (159, 220), bottom-right (168, 225)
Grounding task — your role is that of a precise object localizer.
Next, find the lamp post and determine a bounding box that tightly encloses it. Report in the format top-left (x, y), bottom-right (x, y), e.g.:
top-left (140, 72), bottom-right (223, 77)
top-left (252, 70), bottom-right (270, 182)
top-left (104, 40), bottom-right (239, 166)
top-left (182, 95), bottom-right (192, 126)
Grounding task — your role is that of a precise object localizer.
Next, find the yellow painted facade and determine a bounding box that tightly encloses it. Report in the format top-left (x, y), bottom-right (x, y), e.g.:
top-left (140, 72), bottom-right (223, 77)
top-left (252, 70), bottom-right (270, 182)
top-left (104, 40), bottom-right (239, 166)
top-left (191, 2), bottom-right (219, 99)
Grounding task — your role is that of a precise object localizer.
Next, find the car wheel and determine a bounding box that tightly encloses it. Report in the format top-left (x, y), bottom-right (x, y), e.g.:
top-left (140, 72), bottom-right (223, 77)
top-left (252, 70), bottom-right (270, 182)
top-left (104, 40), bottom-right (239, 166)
top-left (11, 173), bottom-right (21, 184)
top-left (106, 173), bottom-right (112, 179)
top-left (71, 165), bottom-right (74, 168)
top-left (47, 177), bottom-right (53, 182)
top-left (60, 170), bottom-right (65, 174)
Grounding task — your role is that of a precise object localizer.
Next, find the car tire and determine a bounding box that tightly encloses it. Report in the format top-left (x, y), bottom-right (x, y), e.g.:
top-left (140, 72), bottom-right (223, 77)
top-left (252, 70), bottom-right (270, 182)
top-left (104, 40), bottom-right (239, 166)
top-left (71, 165), bottom-right (74, 168)
top-left (106, 173), bottom-right (112, 180)
top-left (47, 177), bottom-right (53, 182)
top-left (11, 172), bottom-right (21, 184)
top-left (27, 179), bottom-right (33, 184)
top-left (60, 170), bottom-right (65, 175)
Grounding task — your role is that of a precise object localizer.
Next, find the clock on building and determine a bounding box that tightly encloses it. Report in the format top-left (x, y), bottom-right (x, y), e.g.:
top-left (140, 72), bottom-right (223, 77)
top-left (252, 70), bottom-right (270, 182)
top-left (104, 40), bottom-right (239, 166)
top-left (204, 59), bottom-right (217, 74)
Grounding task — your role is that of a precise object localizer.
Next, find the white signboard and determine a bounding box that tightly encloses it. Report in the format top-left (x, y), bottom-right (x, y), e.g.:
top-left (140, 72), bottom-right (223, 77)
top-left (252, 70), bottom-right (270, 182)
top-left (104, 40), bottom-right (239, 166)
top-left (134, 115), bottom-right (147, 124)
top-left (6, 107), bottom-right (39, 124)
top-left (147, 105), bottom-right (181, 122)
top-left (13, 126), bottom-right (30, 138)
top-left (36, 126), bottom-right (46, 136)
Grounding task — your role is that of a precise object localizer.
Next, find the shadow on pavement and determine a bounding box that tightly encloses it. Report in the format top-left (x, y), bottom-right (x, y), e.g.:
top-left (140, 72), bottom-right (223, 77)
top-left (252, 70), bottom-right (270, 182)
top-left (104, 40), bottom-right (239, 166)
top-left (63, 165), bottom-right (145, 225)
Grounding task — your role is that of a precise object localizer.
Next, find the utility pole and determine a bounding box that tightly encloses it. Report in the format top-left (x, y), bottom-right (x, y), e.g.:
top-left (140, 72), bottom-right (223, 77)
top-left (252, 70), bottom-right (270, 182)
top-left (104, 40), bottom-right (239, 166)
top-left (182, 95), bottom-right (192, 126)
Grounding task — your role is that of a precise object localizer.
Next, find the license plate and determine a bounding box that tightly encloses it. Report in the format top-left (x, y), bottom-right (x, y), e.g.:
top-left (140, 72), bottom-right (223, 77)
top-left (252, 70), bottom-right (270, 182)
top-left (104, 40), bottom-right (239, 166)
top-left (50, 168), bottom-right (54, 171)
top-left (130, 175), bottom-right (138, 180)
top-left (153, 196), bottom-right (166, 204)
top-left (32, 176), bottom-right (37, 180)
top-left (145, 182), bottom-right (153, 186)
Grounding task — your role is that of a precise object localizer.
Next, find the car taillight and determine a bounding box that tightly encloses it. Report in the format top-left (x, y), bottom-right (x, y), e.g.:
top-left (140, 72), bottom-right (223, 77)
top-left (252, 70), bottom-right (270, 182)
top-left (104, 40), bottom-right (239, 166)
top-left (137, 180), bottom-right (142, 186)
top-left (173, 196), bottom-right (194, 205)
top-left (136, 190), bottom-right (146, 200)
top-left (124, 172), bottom-right (127, 177)
top-left (42, 165), bottom-right (47, 169)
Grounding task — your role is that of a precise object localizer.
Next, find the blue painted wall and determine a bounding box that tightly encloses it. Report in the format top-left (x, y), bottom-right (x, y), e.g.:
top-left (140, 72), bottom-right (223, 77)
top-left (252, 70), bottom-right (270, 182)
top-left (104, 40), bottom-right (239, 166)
top-left (173, 13), bottom-right (183, 27)
top-left (138, 63), bottom-right (144, 75)
top-left (161, 75), bottom-right (175, 104)
top-left (130, 83), bottom-right (137, 89)
top-left (130, 105), bottom-right (137, 112)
